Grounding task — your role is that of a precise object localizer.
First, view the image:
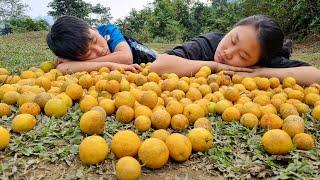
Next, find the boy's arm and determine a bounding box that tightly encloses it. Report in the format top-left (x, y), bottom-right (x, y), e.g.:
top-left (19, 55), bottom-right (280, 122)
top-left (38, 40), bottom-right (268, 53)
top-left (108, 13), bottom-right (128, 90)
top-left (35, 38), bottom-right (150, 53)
top-left (56, 61), bottom-right (141, 74)
top-left (237, 66), bottom-right (320, 86)
top-left (85, 41), bottom-right (133, 64)
top-left (150, 54), bottom-right (253, 77)
top-left (56, 41), bottom-right (133, 65)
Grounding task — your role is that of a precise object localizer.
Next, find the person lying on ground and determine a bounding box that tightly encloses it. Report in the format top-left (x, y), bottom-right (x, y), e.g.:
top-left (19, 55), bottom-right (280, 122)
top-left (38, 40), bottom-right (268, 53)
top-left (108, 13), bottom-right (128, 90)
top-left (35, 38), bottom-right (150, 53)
top-left (150, 15), bottom-right (320, 86)
top-left (46, 16), bottom-right (156, 74)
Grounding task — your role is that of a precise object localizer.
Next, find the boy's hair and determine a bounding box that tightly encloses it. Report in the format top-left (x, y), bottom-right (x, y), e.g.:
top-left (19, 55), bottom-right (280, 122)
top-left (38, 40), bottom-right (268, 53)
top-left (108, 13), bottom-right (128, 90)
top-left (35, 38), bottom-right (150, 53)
top-left (46, 16), bottom-right (91, 60)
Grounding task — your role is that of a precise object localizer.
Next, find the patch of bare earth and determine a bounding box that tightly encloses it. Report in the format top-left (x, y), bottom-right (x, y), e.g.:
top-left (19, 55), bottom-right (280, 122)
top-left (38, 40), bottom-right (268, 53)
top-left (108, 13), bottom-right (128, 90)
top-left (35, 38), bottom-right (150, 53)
top-left (3, 156), bottom-right (221, 179)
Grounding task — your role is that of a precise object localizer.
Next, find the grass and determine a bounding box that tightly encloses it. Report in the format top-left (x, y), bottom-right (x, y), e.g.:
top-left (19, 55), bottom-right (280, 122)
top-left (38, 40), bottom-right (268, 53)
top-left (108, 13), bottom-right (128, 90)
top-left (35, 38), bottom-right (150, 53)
top-left (0, 31), bottom-right (319, 72)
top-left (292, 40), bottom-right (320, 68)
top-left (0, 31), bottom-right (320, 179)
top-left (146, 43), bottom-right (179, 54)
top-left (0, 31), bottom-right (56, 74)
top-left (0, 32), bottom-right (178, 74)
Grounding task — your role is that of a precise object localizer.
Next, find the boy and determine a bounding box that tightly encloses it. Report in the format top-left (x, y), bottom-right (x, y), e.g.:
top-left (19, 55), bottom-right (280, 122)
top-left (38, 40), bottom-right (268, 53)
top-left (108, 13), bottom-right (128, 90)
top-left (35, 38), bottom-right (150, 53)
top-left (47, 16), bottom-right (156, 74)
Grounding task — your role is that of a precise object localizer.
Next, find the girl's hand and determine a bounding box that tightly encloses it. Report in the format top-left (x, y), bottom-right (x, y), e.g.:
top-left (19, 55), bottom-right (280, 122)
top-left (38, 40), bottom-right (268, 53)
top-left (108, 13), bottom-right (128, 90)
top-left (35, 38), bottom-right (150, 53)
top-left (233, 68), bottom-right (262, 77)
top-left (213, 62), bottom-right (254, 74)
top-left (235, 71), bottom-right (257, 77)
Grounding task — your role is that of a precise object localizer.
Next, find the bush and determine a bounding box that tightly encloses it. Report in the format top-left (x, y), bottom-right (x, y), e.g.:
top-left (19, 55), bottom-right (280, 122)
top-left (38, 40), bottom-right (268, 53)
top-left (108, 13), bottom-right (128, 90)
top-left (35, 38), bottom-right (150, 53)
top-left (1, 17), bottom-right (48, 35)
top-left (118, 0), bottom-right (319, 43)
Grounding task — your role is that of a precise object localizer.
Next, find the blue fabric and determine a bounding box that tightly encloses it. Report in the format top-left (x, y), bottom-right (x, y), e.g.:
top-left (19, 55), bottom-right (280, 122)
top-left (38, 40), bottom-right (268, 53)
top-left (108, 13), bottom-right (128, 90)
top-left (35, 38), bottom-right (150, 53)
top-left (96, 24), bottom-right (125, 52)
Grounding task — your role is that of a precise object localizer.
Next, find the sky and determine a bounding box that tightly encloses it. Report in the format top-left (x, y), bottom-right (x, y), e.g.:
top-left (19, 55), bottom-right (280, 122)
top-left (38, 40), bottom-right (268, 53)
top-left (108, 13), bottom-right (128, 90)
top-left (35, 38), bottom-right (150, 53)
top-left (22, 0), bottom-right (210, 21)
top-left (21, 0), bottom-right (172, 21)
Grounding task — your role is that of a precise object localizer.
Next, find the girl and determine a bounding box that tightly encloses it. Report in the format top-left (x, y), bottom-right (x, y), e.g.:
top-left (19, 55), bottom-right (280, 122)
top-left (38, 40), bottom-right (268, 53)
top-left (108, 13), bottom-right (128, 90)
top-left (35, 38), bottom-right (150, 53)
top-left (150, 15), bottom-right (320, 86)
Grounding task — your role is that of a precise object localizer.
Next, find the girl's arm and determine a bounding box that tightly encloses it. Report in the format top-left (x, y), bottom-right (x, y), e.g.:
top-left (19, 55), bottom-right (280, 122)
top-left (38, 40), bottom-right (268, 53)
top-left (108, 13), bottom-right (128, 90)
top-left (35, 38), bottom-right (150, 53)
top-left (150, 54), bottom-right (253, 77)
top-left (237, 66), bottom-right (320, 86)
top-left (56, 61), bottom-right (141, 74)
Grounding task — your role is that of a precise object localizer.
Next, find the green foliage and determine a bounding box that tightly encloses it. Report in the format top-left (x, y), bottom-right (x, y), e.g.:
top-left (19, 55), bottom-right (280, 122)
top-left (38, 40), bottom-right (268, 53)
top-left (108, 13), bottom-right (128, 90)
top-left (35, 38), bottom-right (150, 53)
top-left (119, 0), bottom-right (320, 43)
top-left (87, 3), bottom-right (112, 26)
top-left (117, 0), bottom-right (243, 42)
top-left (0, 0), bottom-right (34, 35)
top-left (0, 0), bottom-right (28, 22)
top-left (2, 17), bottom-right (48, 34)
top-left (48, 0), bottom-right (112, 26)
top-left (239, 0), bottom-right (320, 39)
top-left (117, 8), bottom-right (154, 42)
top-left (48, 0), bottom-right (90, 20)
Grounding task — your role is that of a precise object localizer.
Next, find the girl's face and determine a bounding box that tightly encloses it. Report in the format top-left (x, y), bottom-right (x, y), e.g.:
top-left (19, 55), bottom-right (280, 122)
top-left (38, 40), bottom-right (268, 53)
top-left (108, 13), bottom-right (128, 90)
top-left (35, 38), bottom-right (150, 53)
top-left (214, 25), bottom-right (261, 67)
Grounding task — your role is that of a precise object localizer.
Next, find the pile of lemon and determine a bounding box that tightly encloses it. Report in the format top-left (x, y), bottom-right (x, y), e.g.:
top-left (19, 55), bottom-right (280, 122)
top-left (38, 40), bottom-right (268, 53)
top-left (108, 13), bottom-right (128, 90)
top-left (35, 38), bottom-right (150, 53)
top-left (0, 61), bottom-right (319, 179)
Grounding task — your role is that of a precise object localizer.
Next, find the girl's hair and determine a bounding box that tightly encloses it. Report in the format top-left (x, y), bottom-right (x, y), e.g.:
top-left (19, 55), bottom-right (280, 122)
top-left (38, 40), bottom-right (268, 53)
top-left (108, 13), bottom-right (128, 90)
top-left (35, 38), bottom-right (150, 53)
top-left (235, 15), bottom-right (291, 65)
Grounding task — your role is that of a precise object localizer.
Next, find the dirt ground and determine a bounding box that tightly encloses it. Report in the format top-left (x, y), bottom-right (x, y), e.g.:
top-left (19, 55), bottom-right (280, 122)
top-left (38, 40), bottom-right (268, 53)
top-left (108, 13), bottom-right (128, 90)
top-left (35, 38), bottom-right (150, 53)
top-left (2, 155), bottom-right (222, 179)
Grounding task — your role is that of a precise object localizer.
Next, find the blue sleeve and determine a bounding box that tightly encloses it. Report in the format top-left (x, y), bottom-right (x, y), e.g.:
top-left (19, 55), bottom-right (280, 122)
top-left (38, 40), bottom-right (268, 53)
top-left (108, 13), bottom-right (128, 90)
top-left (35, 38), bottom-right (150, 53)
top-left (96, 24), bottom-right (126, 52)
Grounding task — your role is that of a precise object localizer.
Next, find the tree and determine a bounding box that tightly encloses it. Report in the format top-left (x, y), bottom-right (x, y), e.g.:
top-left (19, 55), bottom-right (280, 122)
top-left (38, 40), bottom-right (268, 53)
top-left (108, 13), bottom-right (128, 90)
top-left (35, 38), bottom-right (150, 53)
top-left (239, 0), bottom-right (320, 38)
top-left (48, 0), bottom-right (112, 26)
top-left (189, 1), bottom-right (213, 38)
top-left (87, 3), bottom-right (112, 26)
top-left (8, 17), bottom-right (48, 33)
top-left (0, 0), bottom-right (28, 22)
top-left (117, 7), bottom-right (154, 42)
top-left (48, 0), bottom-right (90, 19)
top-left (118, 0), bottom-right (319, 42)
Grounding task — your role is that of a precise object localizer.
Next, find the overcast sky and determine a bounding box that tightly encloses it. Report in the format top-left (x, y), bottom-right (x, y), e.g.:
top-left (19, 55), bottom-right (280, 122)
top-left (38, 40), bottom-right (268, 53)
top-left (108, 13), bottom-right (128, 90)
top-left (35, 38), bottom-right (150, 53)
top-left (22, 0), bottom-right (209, 21)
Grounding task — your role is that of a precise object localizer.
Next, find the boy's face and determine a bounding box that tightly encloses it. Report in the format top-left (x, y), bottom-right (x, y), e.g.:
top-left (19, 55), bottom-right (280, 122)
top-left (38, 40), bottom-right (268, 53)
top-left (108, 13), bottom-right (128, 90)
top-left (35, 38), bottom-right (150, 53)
top-left (214, 25), bottom-right (261, 67)
top-left (79, 28), bottom-right (110, 60)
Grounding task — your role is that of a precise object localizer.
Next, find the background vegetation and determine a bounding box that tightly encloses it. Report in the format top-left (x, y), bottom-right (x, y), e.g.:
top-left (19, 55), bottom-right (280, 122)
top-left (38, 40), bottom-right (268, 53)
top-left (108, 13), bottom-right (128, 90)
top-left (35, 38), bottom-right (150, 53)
top-left (0, 0), bottom-right (112, 35)
top-left (1, 0), bottom-right (319, 42)
top-left (117, 0), bottom-right (320, 43)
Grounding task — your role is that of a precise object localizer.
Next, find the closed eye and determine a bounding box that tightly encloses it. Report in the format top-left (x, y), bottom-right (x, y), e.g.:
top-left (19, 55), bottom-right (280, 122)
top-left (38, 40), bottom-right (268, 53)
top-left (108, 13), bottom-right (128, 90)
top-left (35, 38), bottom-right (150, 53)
top-left (239, 52), bottom-right (249, 61)
top-left (231, 36), bottom-right (236, 45)
top-left (82, 51), bottom-right (91, 59)
top-left (239, 54), bottom-right (245, 60)
top-left (92, 37), bottom-right (97, 44)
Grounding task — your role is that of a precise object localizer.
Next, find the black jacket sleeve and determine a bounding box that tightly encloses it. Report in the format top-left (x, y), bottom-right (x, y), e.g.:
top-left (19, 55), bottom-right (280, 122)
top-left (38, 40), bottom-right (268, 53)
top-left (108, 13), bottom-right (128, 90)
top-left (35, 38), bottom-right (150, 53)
top-left (166, 33), bottom-right (223, 61)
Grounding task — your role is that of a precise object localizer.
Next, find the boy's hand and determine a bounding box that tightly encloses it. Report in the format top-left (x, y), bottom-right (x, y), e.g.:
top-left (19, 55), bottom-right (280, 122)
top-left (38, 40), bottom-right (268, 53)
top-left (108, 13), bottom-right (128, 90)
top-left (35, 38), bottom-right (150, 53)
top-left (110, 63), bottom-right (143, 73)
top-left (55, 57), bottom-right (72, 66)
